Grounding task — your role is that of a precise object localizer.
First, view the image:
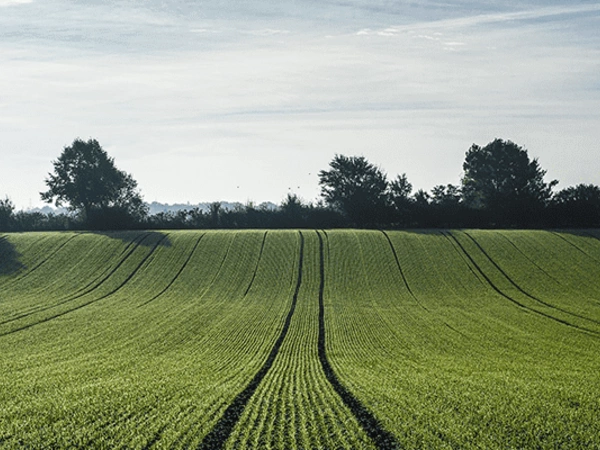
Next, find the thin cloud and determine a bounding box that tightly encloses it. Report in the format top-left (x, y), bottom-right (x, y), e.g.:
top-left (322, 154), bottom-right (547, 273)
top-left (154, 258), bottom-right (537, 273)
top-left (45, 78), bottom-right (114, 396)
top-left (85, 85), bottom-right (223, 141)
top-left (189, 28), bottom-right (221, 34)
top-left (355, 4), bottom-right (600, 36)
top-left (395, 4), bottom-right (600, 31)
top-left (249, 29), bottom-right (290, 36)
top-left (0, 0), bottom-right (32, 6)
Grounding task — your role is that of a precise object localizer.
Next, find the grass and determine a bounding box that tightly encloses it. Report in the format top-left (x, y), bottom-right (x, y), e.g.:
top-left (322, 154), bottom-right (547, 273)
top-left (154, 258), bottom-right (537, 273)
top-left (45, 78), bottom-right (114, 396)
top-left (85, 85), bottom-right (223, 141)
top-left (0, 229), bottom-right (599, 448)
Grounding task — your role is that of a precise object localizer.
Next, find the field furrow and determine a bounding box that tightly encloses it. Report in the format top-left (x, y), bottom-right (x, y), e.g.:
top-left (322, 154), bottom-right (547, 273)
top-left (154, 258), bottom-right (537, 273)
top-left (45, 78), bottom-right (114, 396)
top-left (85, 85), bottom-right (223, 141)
top-left (198, 231), bottom-right (304, 449)
top-left (226, 231), bottom-right (375, 449)
top-left (0, 232), bottom-right (154, 326)
top-left (324, 230), bottom-right (600, 448)
top-left (0, 231), bottom-right (301, 448)
top-left (448, 230), bottom-right (600, 336)
top-left (1, 229), bottom-right (599, 448)
top-left (0, 232), bottom-right (170, 336)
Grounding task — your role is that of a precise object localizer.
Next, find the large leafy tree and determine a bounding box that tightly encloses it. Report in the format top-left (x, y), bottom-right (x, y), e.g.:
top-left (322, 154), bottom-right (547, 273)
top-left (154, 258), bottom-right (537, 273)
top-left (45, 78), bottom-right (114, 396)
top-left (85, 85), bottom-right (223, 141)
top-left (318, 154), bottom-right (390, 226)
top-left (41, 138), bottom-right (147, 228)
top-left (462, 139), bottom-right (557, 225)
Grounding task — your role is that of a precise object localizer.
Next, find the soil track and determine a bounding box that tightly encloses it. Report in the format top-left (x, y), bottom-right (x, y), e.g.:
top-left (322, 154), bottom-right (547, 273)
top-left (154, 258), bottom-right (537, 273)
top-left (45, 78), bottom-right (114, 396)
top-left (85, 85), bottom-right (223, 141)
top-left (464, 231), bottom-right (600, 326)
top-left (444, 231), bottom-right (600, 337)
top-left (197, 232), bottom-right (304, 450)
top-left (317, 231), bottom-right (401, 450)
top-left (0, 233), bottom-right (169, 336)
top-left (139, 233), bottom-right (206, 307)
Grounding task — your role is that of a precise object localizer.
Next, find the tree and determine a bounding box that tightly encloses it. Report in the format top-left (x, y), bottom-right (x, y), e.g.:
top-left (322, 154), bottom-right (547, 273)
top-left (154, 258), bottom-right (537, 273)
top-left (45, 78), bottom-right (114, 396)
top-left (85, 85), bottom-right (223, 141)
top-left (389, 173), bottom-right (412, 204)
top-left (429, 184), bottom-right (467, 228)
top-left (208, 202), bottom-right (222, 228)
top-left (40, 138), bottom-right (148, 229)
top-left (461, 139), bottom-right (557, 226)
top-left (388, 173), bottom-right (413, 226)
top-left (318, 155), bottom-right (390, 226)
top-left (430, 184), bottom-right (461, 207)
top-left (551, 184), bottom-right (600, 227)
top-left (0, 197), bottom-right (15, 231)
top-left (279, 193), bottom-right (306, 228)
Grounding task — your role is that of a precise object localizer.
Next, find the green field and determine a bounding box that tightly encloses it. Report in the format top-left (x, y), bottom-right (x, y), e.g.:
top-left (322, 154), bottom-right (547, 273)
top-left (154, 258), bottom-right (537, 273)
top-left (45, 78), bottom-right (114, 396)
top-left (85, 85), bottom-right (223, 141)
top-left (1, 229), bottom-right (599, 449)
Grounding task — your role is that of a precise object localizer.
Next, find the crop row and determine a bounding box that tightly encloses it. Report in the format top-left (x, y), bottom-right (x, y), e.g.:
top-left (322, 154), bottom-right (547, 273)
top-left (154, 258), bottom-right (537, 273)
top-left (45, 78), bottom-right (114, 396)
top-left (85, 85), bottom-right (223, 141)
top-left (323, 230), bottom-right (600, 448)
top-left (1, 230), bottom-right (599, 448)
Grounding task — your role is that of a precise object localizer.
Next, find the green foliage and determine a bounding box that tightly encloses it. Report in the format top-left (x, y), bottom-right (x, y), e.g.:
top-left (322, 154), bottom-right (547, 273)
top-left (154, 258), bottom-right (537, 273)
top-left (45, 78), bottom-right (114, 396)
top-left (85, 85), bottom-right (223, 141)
top-left (0, 197), bottom-right (15, 231)
top-left (551, 184), bottom-right (600, 227)
top-left (0, 230), bottom-right (599, 448)
top-left (430, 184), bottom-right (461, 206)
top-left (40, 138), bottom-right (148, 228)
top-left (319, 155), bottom-right (390, 226)
top-left (462, 139), bottom-right (557, 225)
top-left (389, 173), bottom-right (412, 201)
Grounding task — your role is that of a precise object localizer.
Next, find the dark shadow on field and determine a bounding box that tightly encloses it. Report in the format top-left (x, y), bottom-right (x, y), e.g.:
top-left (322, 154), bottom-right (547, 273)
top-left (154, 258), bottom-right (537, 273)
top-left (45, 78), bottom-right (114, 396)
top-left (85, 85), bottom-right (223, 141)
top-left (88, 230), bottom-right (172, 247)
top-left (0, 236), bottom-right (26, 276)
top-left (554, 229), bottom-right (600, 240)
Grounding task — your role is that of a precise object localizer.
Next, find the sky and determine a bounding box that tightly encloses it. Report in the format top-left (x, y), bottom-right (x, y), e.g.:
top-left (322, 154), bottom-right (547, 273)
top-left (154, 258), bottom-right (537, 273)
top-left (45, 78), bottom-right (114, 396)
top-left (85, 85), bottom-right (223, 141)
top-left (1, 0), bottom-right (599, 210)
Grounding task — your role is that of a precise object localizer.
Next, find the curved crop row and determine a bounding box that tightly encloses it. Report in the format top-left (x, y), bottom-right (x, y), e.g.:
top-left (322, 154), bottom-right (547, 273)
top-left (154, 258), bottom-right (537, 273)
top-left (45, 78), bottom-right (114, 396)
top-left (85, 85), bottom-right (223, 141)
top-left (1, 229), bottom-right (599, 448)
top-left (0, 231), bottom-right (303, 448)
top-left (323, 230), bottom-right (600, 448)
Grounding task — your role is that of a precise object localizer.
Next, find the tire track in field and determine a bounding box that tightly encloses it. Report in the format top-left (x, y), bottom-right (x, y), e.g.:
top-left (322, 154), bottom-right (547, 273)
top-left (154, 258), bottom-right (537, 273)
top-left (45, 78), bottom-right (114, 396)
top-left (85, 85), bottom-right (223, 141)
top-left (380, 231), bottom-right (427, 311)
top-left (381, 230), bottom-right (467, 337)
top-left (243, 231), bottom-right (268, 297)
top-left (0, 233), bottom-right (81, 287)
top-left (0, 232), bottom-right (153, 327)
top-left (550, 231), bottom-right (600, 265)
top-left (496, 233), bottom-right (562, 285)
top-left (316, 231), bottom-right (401, 450)
top-left (0, 233), bottom-right (169, 337)
top-left (463, 231), bottom-right (600, 326)
top-left (67, 232), bottom-right (153, 299)
top-left (138, 233), bottom-right (206, 307)
top-left (443, 232), bottom-right (600, 337)
top-left (196, 231), bottom-right (304, 450)
top-left (191, 233), bottom-right (237, 307)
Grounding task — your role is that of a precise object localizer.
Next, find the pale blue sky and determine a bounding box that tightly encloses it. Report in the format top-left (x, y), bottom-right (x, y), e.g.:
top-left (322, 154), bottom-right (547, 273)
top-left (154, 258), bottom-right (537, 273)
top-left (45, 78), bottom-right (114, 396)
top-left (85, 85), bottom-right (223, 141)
top-left (1, 0), bottom-right (599, 209)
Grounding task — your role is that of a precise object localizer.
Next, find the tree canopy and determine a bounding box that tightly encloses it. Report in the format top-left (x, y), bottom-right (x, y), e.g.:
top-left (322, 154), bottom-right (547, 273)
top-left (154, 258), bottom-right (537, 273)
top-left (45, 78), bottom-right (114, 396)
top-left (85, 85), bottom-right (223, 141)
top-left (318, 155), bottom-right (390, 226)
top-left (40, 138), bottom-right (147, 229)
top-left (461, 139), bottom-right (557, 226)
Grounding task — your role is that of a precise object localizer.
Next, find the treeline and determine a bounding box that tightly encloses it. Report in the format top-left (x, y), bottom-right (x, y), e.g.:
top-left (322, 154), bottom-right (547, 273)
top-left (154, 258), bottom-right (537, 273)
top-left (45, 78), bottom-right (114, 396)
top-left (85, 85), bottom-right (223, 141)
top-left (1, 137), bottom-right (599, 232)
top-left (0, 195), bottom-right (345, 231)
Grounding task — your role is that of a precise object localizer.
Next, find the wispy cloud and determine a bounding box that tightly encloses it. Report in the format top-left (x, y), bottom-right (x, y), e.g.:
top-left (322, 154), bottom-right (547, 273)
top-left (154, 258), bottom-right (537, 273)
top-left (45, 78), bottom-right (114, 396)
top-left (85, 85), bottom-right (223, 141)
top-left (189, 28), bottom-right (221, 34)
top-left (371, 4), bottom-right (600, 33)
top-left (0, 0), bottom-right (32, 6)
top-left (248, 29), bottom-right (290, 36)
